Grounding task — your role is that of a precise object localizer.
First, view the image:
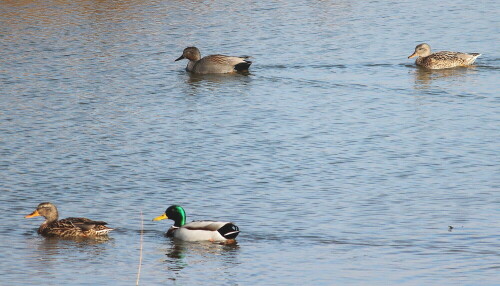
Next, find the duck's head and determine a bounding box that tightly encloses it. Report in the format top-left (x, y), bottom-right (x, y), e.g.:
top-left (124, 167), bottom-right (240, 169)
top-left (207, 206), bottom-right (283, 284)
top-left (408, 43), bottom-right (431, 58)
top-left (153, 205), bottom-right (186, 227)
top-left (175, 47), bottom-right (202, 62)
top-left (25, 202), bottom-right (59, 222)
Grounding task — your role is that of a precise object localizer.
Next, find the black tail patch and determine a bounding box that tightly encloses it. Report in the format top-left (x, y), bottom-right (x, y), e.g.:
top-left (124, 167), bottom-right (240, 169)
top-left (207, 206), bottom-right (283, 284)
top-left (235, 61), bottom-right (252, 72)
top-left (218, 223), bottom-right (240, 239)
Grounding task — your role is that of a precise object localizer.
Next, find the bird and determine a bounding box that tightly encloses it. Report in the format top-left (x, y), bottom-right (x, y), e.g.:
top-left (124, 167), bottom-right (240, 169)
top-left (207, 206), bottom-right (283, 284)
top-left (25, 202), bottom-right (113, 238)
top-left (408, 43), bottom-right (480, 69)
top-left (153, 205), bottom-right (240, 242)
top-left (175, 46), bottom-right (252, 74)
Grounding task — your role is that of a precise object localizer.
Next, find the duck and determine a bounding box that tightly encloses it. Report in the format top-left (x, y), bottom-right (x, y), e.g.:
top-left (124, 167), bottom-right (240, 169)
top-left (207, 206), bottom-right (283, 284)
top-left (175, 47), bottom-right (252, 74)
top-left (153, 205), bottom-right (240, 242)
top-left (408, 43), bottom-right (481, 69)
top-left (25, 202), bottom-right (113, 238)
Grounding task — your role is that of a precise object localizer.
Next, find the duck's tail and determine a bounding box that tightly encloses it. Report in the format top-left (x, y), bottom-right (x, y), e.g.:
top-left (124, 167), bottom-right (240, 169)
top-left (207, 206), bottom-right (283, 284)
top-left (95, 226), bottom-right (114, 235)
top-left (218, 223), bottom-right (240, 239)
top-left (235, 60), bottom-right (252, 72)
top-left (468, 53), bottom-right (481, 64)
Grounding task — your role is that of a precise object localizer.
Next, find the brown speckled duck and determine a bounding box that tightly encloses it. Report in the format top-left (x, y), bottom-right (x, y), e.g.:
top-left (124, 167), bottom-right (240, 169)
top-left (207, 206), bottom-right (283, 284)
top-left (175, 47), bottom-right (252, 74)
top-left (408, 43), bottom-right (481, 69)
top-left (25, 202), bottom-right (113, 238)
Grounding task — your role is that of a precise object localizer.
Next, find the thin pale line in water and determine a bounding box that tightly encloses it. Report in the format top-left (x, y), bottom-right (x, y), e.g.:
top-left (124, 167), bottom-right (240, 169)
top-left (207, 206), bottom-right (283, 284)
top-left (136, 211), bottom-right (144, 286)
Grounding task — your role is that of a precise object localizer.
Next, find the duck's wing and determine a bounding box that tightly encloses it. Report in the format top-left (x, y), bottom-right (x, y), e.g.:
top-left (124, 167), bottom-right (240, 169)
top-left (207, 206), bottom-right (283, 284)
top-left (60, 217), bottom-right (110, 231)
top-left (457, 52), bottom-right (481, 64)
top-left (183, 220), bottom-right (229, 231)
top-left (206, 54), bottom-right (250, 64)
top-left (432, 51), bottom-right (480, 64)
top-left (182, 221), bottom-right (240, 240)
top-left (195, 55), bottom-right (252, 73)
top-left (420, 51), bottom-right (480, 69)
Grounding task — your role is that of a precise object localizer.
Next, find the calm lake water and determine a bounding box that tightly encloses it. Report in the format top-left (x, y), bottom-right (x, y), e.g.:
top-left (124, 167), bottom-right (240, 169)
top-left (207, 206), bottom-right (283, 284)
top-left (1, 0), bottom-right (499, 285)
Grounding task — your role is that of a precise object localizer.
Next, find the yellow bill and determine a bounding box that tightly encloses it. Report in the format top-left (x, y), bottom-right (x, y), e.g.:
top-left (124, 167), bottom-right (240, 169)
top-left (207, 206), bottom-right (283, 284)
top-left (408, 52), bottom-right (417, 59)
top-left (152, 213), bottom-right (168, 221)
top-left (25, 209), bottom-right (40, 218)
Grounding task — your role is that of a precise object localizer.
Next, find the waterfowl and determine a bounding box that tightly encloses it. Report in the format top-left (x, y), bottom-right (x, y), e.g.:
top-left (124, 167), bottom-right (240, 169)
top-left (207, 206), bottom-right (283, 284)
top-left (408, 43), bottom-right (481, 69)
top-left (25, 202), bottom-right (113, 238)
top-left (153, 205), bottom-right (240, 242)
top-left (175, 47), bottom-right (252, 74)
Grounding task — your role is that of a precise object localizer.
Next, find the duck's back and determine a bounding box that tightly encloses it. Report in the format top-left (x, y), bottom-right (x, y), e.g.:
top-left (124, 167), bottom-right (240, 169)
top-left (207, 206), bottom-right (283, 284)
top-left (418, 51), bottom-right (481, 69)
top-left (191, 55), bottom-right (251, 74)
top-left (39, 217), bottom-right (112, 237)
top-left (172, 221), bottom-right (240, 241)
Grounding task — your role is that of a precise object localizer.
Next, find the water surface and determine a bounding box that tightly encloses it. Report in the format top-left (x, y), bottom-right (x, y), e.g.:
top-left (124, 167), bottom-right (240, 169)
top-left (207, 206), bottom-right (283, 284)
top-left (1, 0), bottom-right (499, 285)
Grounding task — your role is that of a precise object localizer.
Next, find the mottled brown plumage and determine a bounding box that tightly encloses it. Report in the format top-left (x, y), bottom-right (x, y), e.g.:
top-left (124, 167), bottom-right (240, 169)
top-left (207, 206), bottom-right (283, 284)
top-left (25, 202), bottom-right (113, 238)
top-left (408, 43), bottom-right (480, 69)
top-left (175, 47), bottom-right (252, 74)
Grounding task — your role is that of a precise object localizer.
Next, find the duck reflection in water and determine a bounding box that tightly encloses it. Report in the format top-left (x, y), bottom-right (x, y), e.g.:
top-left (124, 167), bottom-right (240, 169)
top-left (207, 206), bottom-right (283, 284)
top-left (163, 240), bottom-right (240, 273)
top-left (177, 72), bottom-right (252, 97)
top-left (413, 66), bottom-right (478, 88)
top-left (185, 72), bottom-right (252, 84)
top-left (24, 235), bottom-right (109, 275)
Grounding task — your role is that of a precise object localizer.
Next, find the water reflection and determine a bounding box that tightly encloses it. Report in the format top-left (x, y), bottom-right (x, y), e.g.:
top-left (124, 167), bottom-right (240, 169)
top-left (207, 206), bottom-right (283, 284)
top-left (163, 240), bottom-right (240, 272)
top-left (184, 72), bottom-right (252, 85)
top-left (2, 0), bottom-right (498, 283)
top-left (177, 72), bottom-right (253, 96)
top-left (30, 235), bottom-right (110, 255)
top-left (23, 236), bottom-right (111, 275)
top-left (412, 66), bottom-right (478, 88)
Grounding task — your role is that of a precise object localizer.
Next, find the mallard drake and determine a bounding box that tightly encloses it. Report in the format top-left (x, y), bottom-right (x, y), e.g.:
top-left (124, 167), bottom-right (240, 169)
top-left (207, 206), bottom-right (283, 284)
top-left (153, 205), bottom-right (240, 242)
top-left (25, 202), bottom-right (113, 238)
top-left (175, 47), bottom-right (252, 74)
top-left (408, 43), bottom-right (481, 69)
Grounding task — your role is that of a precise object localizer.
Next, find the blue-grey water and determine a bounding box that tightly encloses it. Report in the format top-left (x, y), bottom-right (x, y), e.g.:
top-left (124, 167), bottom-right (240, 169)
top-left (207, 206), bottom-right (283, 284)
top-left (1, 0), bottom-right (499, 285)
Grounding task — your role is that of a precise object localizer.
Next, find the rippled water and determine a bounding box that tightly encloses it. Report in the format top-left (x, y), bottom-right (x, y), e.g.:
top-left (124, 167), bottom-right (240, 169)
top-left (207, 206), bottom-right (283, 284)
top-left (1, 0), bottom-right (499, 285)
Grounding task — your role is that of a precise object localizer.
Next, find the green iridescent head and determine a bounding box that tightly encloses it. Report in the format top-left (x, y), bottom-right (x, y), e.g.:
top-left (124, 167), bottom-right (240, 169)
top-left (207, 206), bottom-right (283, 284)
top-left (152, 205), bottom-right (186, 227)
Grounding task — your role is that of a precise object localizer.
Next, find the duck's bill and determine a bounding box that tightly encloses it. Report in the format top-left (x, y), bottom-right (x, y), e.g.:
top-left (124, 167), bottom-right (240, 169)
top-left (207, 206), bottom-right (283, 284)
top-left (152, 213), bottom-right (168, 221)
top-left (408, 52), bottom-right (417, 59)
top-left (175, 55), bottom-right (185, 61)
top-left (25, 210), bottom-right (40, 218)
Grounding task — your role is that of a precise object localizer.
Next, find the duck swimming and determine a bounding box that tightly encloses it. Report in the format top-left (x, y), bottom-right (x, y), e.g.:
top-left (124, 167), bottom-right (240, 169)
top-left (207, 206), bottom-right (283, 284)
top-left (25, 202), bottom-right (113, 238)
top-left (153, 205), bottom-right (240, 242)
top-left (408, 43), bottom-right (480, 69)
top-left (175, 47), bottom-right (252, 74)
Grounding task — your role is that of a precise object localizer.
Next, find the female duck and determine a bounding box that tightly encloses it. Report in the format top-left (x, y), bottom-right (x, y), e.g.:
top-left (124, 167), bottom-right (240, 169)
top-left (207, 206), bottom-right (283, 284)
top-left (175, 47), bottom-right (252, 74)
top-left (408, 43), bottom-right (480, 69)
top-left (153, 205), bottom-right (240, 242)
top-left (25, 202), bottom-right (113, 238)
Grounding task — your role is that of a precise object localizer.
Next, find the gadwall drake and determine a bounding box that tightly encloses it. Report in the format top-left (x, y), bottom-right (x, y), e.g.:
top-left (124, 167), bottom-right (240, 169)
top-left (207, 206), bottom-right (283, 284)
top-left (175, 47), bottom-right (252, 74)
top-left (408, 43), bottom-right (480, 69)
top-left (25, 202), bottom-right (113, 238)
